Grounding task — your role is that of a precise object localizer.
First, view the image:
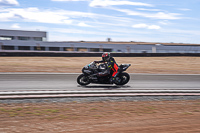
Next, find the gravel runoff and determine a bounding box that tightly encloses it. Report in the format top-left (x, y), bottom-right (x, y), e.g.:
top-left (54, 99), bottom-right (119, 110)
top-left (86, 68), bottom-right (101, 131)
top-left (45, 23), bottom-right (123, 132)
top-left (0, 96), bottom-right (200, 104)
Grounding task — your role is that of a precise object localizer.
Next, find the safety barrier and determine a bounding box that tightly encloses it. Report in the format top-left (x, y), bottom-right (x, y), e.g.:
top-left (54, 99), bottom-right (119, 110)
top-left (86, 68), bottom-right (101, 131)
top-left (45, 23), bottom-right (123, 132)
top-left (0, 51), bottom-right (200, 57)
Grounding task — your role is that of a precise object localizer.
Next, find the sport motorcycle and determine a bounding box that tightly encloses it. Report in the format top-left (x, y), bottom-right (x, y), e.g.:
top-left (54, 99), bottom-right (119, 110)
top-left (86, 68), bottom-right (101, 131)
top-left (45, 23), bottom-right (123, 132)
top-left (77, 61), bottom-right (131, 86)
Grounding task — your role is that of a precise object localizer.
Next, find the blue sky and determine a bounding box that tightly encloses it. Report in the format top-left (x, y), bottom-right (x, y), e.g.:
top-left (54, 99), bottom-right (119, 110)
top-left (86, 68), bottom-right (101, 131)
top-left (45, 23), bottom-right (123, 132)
top-left (0, 0), bottom-right (200, 43)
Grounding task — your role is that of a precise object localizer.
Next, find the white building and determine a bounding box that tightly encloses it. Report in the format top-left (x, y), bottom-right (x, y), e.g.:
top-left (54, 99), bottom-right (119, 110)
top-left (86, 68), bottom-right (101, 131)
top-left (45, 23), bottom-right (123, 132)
top-left (0, 29), bottom-right (200, 53)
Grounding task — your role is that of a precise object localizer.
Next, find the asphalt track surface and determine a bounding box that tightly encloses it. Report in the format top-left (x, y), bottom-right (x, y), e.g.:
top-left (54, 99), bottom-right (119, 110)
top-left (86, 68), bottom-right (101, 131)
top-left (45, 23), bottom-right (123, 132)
top-left (0, 73), bottom-right (200, 91)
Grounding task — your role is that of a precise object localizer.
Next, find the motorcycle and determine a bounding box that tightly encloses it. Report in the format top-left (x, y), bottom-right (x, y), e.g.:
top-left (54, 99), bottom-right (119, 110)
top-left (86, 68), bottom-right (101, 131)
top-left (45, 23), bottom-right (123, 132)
top-left (77, 61), bottom-right (131, 86)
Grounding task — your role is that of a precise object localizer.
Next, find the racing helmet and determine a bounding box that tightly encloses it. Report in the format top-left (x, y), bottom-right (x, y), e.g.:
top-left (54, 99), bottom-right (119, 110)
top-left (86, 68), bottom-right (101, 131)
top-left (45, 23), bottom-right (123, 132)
top-left (102, 52), bottom-right (110, 62)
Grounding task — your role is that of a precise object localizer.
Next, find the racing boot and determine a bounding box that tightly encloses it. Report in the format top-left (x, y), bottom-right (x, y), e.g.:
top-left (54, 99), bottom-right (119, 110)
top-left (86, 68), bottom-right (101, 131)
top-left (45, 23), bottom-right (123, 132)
top-left (110, 77), bottom-right (116, 84)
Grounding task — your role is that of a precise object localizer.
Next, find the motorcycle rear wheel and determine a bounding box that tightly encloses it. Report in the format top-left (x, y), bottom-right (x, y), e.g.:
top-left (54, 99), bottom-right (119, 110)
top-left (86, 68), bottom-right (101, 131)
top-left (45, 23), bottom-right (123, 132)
top-left (115, 72), bottom-right (130, 85)
top-left (77, 74), bottom-right (91, 85)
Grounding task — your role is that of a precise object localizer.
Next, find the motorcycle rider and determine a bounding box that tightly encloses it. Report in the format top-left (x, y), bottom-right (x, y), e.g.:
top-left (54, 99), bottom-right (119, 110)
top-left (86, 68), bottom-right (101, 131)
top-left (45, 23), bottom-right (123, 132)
top-left (93, 52), bottom-right (119, 83)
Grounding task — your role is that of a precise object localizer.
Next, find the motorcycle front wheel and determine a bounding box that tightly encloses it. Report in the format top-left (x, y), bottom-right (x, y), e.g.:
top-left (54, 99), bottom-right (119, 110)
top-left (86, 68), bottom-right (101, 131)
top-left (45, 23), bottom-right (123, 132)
top-left (77, 74), bottom-right (91, 85)
top-left (115, 72), bottom-right (130, 85)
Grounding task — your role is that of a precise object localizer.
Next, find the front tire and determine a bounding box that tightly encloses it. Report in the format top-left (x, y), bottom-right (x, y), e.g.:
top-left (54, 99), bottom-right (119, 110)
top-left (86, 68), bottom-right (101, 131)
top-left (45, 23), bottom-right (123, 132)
top-left (115, 72), bottom-right (130, 85)
top-left (77, 74), bottom-right (91, 85)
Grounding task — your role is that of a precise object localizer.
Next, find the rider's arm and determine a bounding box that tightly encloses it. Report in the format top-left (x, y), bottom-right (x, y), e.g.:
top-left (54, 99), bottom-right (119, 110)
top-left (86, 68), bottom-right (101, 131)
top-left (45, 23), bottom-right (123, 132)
top-left (94, 60), bottom-right (104, 64)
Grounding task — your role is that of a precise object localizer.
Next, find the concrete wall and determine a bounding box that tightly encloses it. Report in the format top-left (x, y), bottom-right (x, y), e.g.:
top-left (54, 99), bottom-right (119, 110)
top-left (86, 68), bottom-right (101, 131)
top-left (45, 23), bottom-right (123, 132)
top-left (0, 51), bottom-right (200, 57)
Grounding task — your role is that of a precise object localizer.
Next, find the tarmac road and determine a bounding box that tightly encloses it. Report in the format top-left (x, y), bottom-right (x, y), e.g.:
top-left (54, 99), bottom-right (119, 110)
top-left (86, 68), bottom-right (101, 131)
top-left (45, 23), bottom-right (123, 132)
top-left (0, 73), bottom-right (200, 91)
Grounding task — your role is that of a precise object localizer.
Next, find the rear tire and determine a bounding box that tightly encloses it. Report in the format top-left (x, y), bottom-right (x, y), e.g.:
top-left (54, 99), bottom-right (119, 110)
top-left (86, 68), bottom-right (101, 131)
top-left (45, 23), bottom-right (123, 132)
top-left (115, 72), bottom-right (130, 85)
top-left (77, 74), bottom-right (90, 86)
